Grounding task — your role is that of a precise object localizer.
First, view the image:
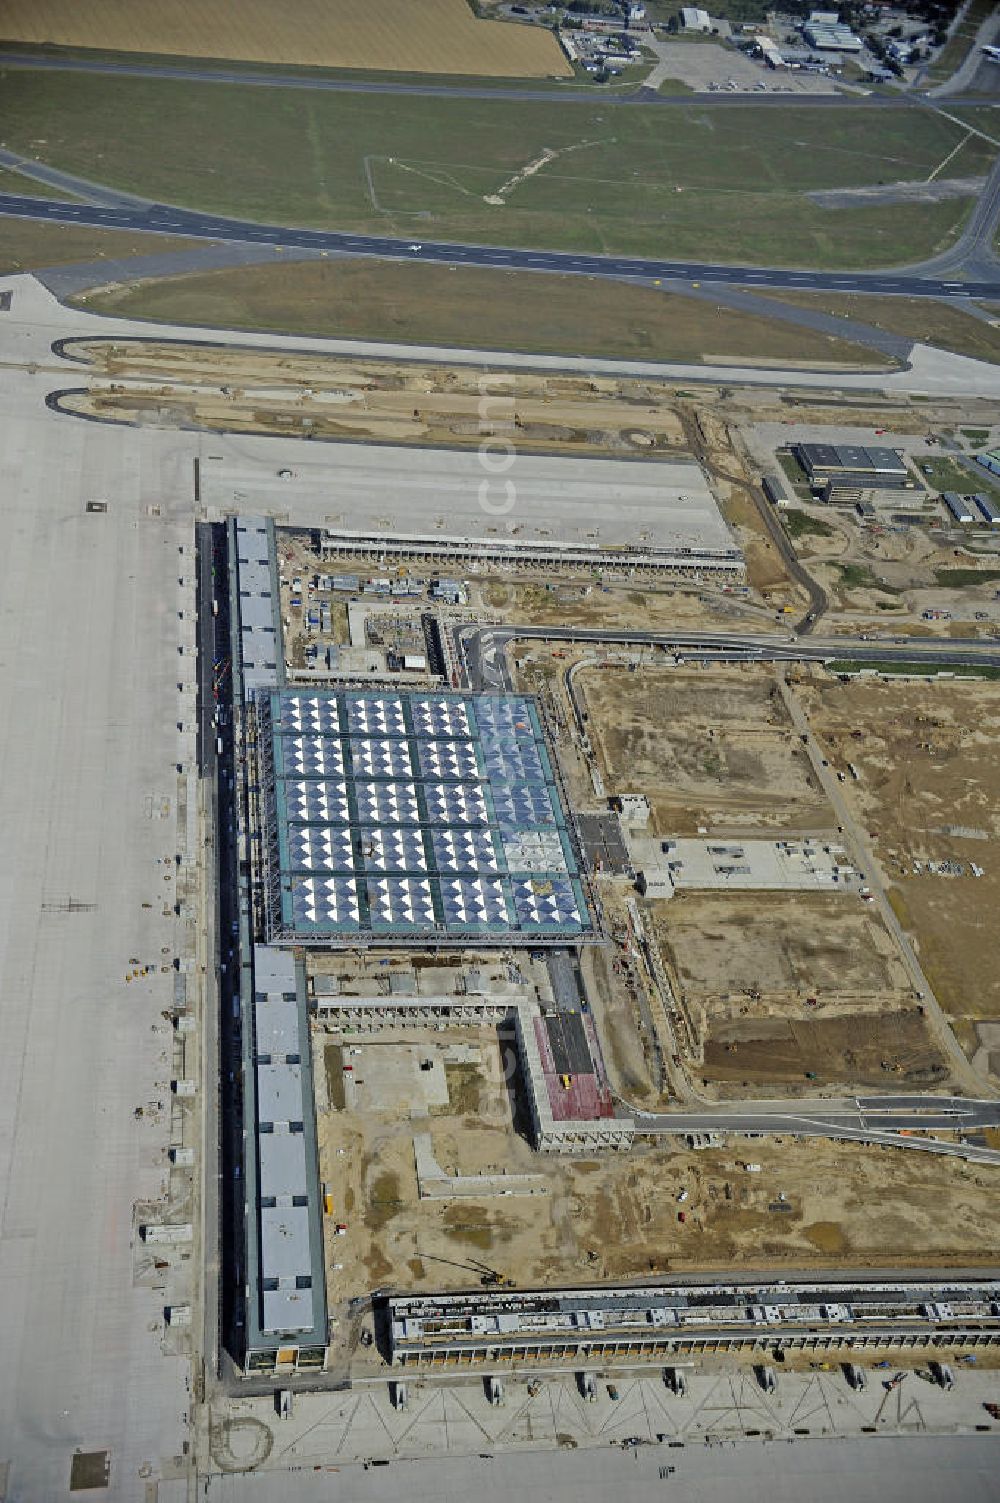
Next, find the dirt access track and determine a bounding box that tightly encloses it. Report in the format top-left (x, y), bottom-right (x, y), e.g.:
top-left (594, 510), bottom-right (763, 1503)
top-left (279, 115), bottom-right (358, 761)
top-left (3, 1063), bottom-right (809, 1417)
top-left (798, 672), bottom-right (1000, 1074)
top-left (0, 0), bottom-right (572, 76)
top-left (578, 663), bottom-right (832, 833)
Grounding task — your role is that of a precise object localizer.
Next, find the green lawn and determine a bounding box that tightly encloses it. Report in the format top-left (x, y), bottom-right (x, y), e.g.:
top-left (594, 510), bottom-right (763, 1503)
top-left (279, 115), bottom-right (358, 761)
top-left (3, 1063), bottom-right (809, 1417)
top-left (0, 167), bottom-right (80, 199)
top-left (69, 256), bottom-right (885, 366)
top-left (920, 455), bottom-right (1000, 503)
top-left (837, 563), bottom-right (902, 594)
top-left (0, 68), bottom-right (993, 267)
top-left (0, 218), bottom-right (202, 273)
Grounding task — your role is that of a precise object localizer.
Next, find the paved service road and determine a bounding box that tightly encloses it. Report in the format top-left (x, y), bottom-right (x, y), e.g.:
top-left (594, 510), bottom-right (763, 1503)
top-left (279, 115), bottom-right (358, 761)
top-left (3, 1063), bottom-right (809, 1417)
top-left (2, 192), bottom-right (1000, 299)
top-left (459, 621), bottom-right (1000, 670)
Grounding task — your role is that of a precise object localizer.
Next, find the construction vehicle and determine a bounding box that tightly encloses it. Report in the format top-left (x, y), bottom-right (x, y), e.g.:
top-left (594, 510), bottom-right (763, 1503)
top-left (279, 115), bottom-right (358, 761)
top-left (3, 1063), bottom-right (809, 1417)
top-left (416, 1251), bottom-right (515, 1287)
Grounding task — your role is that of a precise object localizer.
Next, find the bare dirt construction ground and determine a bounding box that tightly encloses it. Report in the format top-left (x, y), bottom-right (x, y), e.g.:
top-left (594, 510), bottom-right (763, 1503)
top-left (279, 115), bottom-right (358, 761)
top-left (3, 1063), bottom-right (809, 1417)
top-left (61, 339), bottom-right (701, 459)
top-left (487, 579), bottom-right (764, 635)
top-left (578, 663), bottom-right (832, 833)
top-left (700, 1010), bottom-right (947, 1093)
top-left (313, 1028), bottom-right (1000, 1332)
top-left (799, 673), bottom-right (1000, 1069)
top-left (0, 0), bottom-right (571, 76)
top-left (648, 891), bottom-right (943, 1095)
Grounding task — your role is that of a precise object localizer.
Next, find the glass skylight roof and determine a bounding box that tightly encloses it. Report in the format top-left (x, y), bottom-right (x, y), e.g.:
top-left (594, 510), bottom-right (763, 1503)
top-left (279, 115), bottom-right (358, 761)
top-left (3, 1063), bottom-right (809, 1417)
top-left (261, 689), bottom-right (592, 944)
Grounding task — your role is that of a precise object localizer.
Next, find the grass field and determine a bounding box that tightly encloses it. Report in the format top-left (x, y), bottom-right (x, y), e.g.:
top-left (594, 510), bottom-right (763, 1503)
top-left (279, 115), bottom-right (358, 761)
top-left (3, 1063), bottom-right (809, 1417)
top-left (68, 256), bottom-right (886, 365)
top-left (783, 508), bottom-right (835, 540)
top-left (0, 218), bottom-right (201, 272)
top-left (920, 454), bottom-right (1000, 501)
top-left (752, 290), bottom-right (1000, 364)
top-left (0, 0), bottom-right (571, 77)
top-left (0, 70), bottom-right (993, 268)
top-left (0, 168), bottom-right (78, 199)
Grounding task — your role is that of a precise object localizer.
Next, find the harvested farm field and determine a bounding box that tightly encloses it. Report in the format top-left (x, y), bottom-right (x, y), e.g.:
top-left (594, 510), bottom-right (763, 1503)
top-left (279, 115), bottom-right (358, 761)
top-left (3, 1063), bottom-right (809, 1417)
top-left (0, 0), bottom-right (571, 76)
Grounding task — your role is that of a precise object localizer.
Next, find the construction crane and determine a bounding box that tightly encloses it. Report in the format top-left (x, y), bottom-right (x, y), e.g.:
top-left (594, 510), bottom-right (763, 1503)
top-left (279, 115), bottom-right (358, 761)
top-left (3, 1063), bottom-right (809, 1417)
top-left (416, 1251), bottom-right (515, 1288)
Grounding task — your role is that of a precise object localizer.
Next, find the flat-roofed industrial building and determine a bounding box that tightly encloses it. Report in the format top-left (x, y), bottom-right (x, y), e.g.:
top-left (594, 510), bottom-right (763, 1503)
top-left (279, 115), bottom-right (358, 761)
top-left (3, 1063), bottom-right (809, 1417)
top-left (796, 443), bottom-right (910, 490)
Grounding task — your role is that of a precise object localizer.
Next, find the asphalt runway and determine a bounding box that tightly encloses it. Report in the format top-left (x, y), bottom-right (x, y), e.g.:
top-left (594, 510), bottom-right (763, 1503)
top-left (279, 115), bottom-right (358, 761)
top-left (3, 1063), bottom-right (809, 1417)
top-left (2, 192), bottom-right (1000, 299)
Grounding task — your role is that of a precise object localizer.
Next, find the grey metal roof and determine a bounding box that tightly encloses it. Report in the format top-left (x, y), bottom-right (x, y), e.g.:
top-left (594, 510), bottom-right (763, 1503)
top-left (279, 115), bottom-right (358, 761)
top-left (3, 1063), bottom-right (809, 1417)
top-left (263, 1285), bottom-right (315, 1333)
top-left (236, 516), bottom-right (281, 691)
top-left (260, 1203), bottom-right (312, 1281)
top-left (254, 994), bottom-right (300, 1059)
top-left (259, 1127), bottom-right (308, 1201)
top-left (256, 1062), bottom-right (305, 1127)
top-left (253, 944), bottom-right (296, 995)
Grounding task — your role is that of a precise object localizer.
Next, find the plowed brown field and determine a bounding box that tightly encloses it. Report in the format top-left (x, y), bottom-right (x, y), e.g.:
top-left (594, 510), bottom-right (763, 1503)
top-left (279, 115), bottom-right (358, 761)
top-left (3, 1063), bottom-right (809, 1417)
top-left (0, 0), bottom-right (572, 77)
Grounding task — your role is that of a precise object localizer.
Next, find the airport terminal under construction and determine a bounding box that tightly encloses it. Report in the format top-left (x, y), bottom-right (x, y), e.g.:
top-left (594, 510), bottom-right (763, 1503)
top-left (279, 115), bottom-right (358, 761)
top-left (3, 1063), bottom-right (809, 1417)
top-left (387, 1280), bottom-right (1000, 1369)
top-left (212, 511), bottom-right (1000, 1380)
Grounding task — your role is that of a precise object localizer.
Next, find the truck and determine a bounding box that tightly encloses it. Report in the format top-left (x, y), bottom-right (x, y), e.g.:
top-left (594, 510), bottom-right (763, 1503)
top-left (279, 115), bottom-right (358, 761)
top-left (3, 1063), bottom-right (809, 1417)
top-left (580, 1372), bottom-right (597, 1402)
top-left (486, 1377), bottom-right (505, 1407)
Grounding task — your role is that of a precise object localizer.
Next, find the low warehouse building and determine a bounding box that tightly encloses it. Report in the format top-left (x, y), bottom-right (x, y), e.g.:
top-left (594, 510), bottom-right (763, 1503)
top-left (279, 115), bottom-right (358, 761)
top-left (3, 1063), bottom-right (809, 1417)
top-left (796, 443), bottom-right (910, 490)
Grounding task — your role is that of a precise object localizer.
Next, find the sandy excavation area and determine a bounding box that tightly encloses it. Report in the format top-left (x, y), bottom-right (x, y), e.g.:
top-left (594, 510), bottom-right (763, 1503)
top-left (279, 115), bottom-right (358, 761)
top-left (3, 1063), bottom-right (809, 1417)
top-left (312, 1026), bottom-right (1000, 1334)
top-left (797, 672), bottom-right (1000, 1072)
top-left (60, 339), bottom-right (690, 458)
top-left (579, 663), bottom-right (832, 833)
top-left (648, 891), bottom-right (945, 1095)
